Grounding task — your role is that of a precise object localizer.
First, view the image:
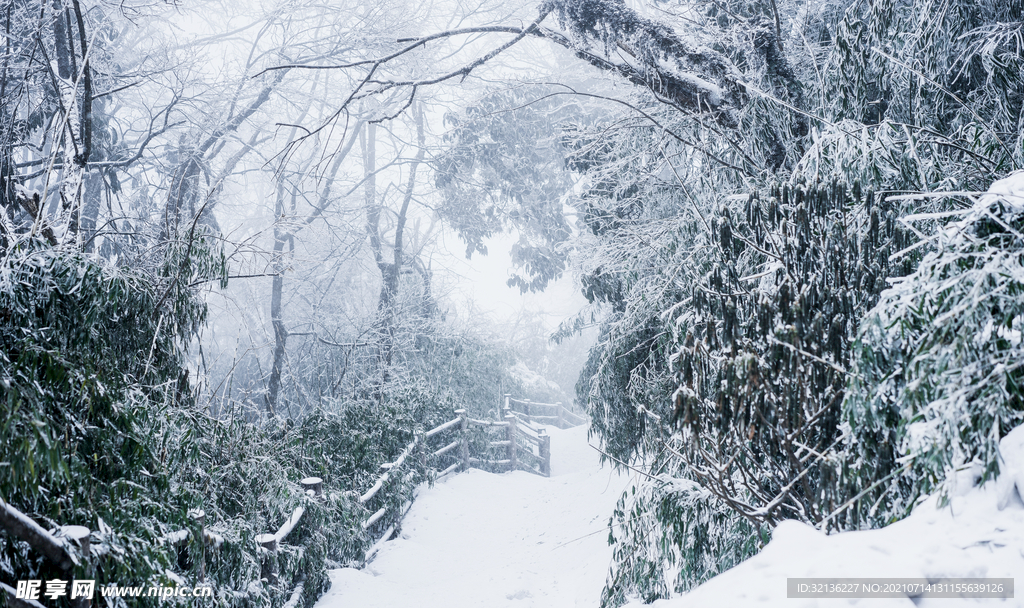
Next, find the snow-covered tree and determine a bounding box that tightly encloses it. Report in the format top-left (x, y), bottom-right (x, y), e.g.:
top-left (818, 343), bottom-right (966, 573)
top-left (845, 172), bottom-right (1024, 525)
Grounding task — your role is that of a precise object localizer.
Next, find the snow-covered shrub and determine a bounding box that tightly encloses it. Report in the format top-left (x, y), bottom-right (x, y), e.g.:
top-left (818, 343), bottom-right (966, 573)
top-left (0, 237), bottom-right (202, 599)
top-left (846, 173), bottom-right (1024, 524)
top-left (602, 468), bottom-right (768, 607)
top-left (0, 235), bottom-right (375, 607)
top-left (588, 180), bottom-right (912, 606)
top-left (541, 0), bottom-right (1024, 603)
top-left (171, 410), bottom-right (369, 607)
top-left (174, 376), bottom-right (465, 604)
top-left (668, 181), bottom-right (911, 529)
top-left (509, 361), bottom-right (568, 405)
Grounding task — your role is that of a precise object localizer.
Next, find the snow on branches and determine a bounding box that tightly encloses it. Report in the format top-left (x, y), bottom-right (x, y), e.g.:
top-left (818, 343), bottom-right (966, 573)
top-left (541, 0), bottom-right (744, 125)
top-left (847, 172), bottom-right (1024, 524)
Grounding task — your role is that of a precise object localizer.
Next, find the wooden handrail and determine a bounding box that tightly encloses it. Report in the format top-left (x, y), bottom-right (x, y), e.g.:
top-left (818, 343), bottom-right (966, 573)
top-left (362, 508), bottom-right (386, 530)
top-left (562, 408), bottom-right (588, 423)
top-left (431, 440), bottom-right (460, 458)
top-left (517, 433), bottom-right (541, 446)
top-left (437, 461), bottom-right (460, 478)
top-left (282, 583), bottom-right (305, 608)
top-left (468, 418), bottom-right (509, 427)
top-left (509, 397), bottom-right (561, 407)
top-left (365, 523), bottom-right (396, 560)
top-left (469, 457), bottom-right (512, 466)
top-left (357, 412), bottom-right (471, 559)
top-left (273, 507), bottom-right (305, 543)
top-left (162, 528), bottom-right (225, 548)
top-left (360, 437), bottom-right (419, 504)
top-left (0, 499), bottom-right (81, 572)
top-left (2, 582), bottom-right (46, 608)
top-left (424, 417), bottom-right (461, 438)
top-left (163, 529), bottom-right (190, 544)
top-left (509, 401), bottom-right (588, 430)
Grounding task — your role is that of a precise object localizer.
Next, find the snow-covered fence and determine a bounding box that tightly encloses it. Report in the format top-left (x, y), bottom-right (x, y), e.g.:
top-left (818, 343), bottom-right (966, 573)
top-left (243, 402), bottom-right (579, 589)
top-left (255, 478), bottom-right (321, 587)
top-left (237, 412), bottom-right (473, 587)
top-left (506, 395), bottom-right (588, 429)
top-left (357, 411), bottom-right (469, 561)
top-left (462, 394), bottom-right (587, 478)
top-left (466, 414), bottom-right (517, 471)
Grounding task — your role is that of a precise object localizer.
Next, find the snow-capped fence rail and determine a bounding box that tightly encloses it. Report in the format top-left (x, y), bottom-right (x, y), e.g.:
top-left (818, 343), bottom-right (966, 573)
top-left (506, 396), bottom-right (588, 429)
top-left (357, 410), bottom-right (470, 561)
top-left (0, 499), bottom-right (90, 608)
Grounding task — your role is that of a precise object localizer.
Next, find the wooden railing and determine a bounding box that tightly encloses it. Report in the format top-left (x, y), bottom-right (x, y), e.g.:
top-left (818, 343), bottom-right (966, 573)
top-left (0, 396), bottom-right (588, 607)
top-left (505, 396), bottom-right (589, 429)
top-left (0, 498), bottom-right (90, 608)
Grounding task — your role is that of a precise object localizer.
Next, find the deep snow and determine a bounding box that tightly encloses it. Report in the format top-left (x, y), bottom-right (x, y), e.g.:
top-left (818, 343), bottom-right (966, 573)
top-left (313, 424), bottom-right (631, 608)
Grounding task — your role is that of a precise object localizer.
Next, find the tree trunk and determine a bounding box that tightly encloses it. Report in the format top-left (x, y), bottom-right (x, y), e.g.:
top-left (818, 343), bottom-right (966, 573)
top-left (363, 106), bottom-right (425, 374)
top-left (266, 180), bottom-right (288, 416)
top-left (50, 0), bottom-right (84, 244)
top-left (265, 116), bottom-right (361, 413)
top-left (79, 168), bottom-right (102, 252)
top-left (361, 121), bottom-right (395, 373)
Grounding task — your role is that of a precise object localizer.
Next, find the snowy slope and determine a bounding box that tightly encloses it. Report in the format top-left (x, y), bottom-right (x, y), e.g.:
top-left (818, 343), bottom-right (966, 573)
top-left (625, 426), bottom-right (1024, 608)
top-left (314, 424), bottom-right (631, 608)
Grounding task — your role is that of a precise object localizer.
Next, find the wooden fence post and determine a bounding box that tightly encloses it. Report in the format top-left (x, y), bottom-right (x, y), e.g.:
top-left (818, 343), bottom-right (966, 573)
top-left (301, 477), bottom-right (323, 497)
top-left (505, 414), bottom-right (517, 472)
top-left (190, 510), bottom-right (206, 583)
top-left (415, 430), bottom-right (427, 474)
top-left (63, 526), bottom-right (90, 608)
top-left (256, 534), bottom-right (278, 584)
top-left (503, 394), bottom-right (510, 421)
top-left (556, 402), bottom-right (563, 429)
top-left (538, 429), bottom-right (551, 477)
top-left (456, 409), bottom-right (469, 471)
top-left (523, 399), bottom-right (531, 421)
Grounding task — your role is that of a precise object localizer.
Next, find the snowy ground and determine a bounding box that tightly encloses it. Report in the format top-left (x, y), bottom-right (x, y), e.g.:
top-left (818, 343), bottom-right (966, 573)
top-left (315, 425), bottom-right (1024, 608)
top-left (314, 424), bottom-right (631, 608)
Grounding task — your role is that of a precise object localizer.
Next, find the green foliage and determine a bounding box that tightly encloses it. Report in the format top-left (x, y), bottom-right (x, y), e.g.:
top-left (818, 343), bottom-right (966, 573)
top-left (668, 182), bottom-right (911, 529)
top-left (579, 317), bottom-right (674, 466)
top-left (168, 404), bottom-right (388, 607)
top-left (400, 326), bottom-right (522, 419)
top-left (583, 181), bottom-right (910, 605)
top-left (0, 233), bottom-right (398, 607)
top-left (542, 0), bottom-right (1024, 603)
top-left (164, 373), bottom-right (466, 606)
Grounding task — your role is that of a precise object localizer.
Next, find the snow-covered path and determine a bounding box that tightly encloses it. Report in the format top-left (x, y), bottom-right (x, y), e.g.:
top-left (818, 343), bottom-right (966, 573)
top-left (314, 424), bottom-right (630, 608)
